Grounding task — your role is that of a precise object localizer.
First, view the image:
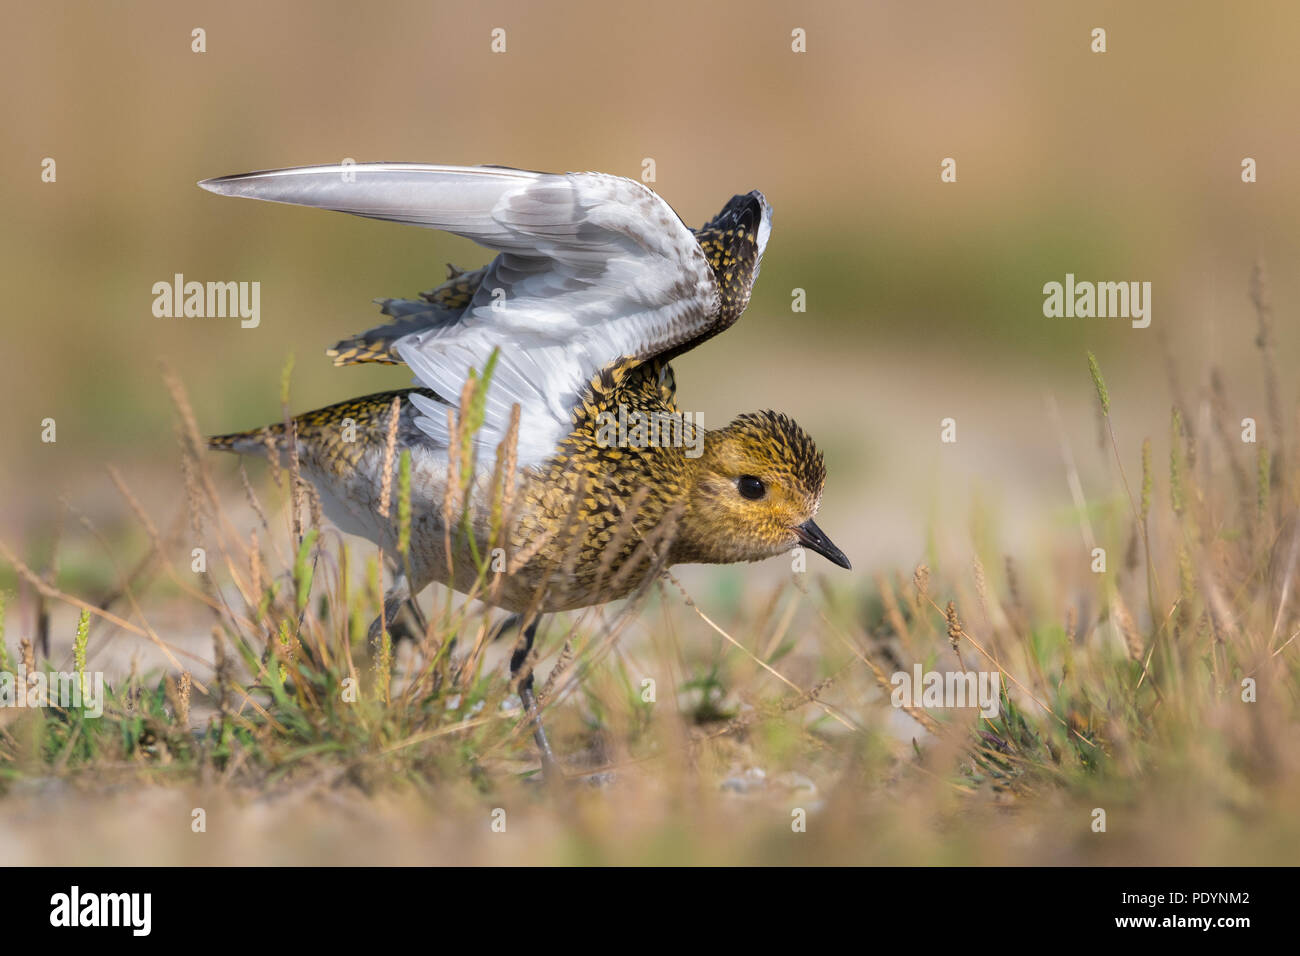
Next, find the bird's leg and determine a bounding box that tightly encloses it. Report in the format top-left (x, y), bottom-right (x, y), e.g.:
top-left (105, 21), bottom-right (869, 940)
top-left (367, 574), bottom-right (411, 648)
top-left (492, 613), bottom-right (524, 643)
top-left (404, 595), bottom-right (429, 640)
top-left (510, 617), bottom-right (559, 777)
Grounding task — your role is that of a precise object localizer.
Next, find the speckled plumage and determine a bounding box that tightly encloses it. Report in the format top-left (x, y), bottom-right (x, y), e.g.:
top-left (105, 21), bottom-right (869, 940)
top-left (326, 264), bottom-right (490, 367)
top-left (208, 354), bottom-right (833, 613)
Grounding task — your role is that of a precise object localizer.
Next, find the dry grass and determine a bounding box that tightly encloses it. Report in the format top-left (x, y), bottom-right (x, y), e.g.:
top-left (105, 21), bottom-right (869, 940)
top-left (2, 311), bottom-right (1300, 866)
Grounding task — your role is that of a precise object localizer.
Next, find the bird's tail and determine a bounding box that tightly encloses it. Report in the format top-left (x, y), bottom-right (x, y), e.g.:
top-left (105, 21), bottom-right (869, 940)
top-left (206, 423), bottom-right (284, 456)
top-left (206, 388), bottom-right (434, 459)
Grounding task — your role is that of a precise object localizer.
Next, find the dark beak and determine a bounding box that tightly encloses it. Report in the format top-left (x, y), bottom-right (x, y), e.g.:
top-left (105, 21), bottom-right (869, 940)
top-left (795, 519), bottom-right (852, 570)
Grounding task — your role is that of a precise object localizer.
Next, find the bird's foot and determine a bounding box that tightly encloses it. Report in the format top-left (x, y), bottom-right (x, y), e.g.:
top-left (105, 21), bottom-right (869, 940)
top-left (519, 684), bottom-right (560, 782)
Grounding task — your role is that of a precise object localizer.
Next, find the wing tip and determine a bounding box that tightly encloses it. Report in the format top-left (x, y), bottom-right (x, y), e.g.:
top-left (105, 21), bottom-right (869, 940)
top-left (198, 170), bottom-right (275, 196)
top-left (753, 190), bottom-right (773, 256)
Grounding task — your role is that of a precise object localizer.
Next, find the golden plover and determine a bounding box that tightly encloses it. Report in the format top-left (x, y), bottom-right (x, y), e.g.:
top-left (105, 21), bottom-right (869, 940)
top-left (201, 164), bottom-right (850, 768)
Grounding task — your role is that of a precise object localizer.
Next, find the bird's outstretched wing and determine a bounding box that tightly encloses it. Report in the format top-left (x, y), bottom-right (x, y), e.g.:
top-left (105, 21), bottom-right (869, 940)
top-left (199, 163), bottom-right (770, 465)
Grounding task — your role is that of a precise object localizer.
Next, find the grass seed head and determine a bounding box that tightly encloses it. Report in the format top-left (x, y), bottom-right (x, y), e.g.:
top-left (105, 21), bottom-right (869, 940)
top-left (1087, 351), bottom-right (1110, 416)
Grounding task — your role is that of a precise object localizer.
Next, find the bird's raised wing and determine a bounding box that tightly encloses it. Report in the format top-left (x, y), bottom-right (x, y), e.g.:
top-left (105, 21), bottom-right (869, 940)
top-left (199, 163), bottom-right (769, 466)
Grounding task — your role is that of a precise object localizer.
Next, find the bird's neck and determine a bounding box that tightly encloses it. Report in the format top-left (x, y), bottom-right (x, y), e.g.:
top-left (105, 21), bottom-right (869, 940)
top-left (669, 427), bottom-right (749, 566)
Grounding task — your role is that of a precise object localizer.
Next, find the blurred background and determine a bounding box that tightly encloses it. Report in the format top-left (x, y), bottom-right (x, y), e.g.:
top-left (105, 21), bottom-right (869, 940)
top-left (4, 0), bottom-right (1298, 565)
top-left (2, 0), bottom-right (1299, 866)
top-left (4, 1), bottom-right (1298, 584)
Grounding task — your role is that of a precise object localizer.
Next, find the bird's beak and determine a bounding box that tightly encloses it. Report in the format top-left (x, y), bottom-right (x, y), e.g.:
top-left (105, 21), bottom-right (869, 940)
top-left (795, 519), bottom-right (852, 570)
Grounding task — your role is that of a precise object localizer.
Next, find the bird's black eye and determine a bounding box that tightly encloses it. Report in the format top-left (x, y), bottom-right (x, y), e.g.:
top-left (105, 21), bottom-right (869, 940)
top-left (737, 475), bottom-right (766, 500)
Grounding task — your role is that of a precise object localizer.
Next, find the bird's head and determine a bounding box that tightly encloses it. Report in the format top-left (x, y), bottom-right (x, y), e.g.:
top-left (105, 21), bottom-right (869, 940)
top-left (674, 411), bottom-right (851, 570)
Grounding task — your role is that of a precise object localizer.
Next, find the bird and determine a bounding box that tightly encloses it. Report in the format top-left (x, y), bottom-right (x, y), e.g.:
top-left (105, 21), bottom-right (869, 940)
top-left (200, 163), bottom-right (851, 772)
